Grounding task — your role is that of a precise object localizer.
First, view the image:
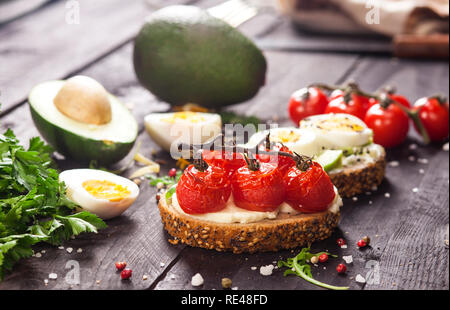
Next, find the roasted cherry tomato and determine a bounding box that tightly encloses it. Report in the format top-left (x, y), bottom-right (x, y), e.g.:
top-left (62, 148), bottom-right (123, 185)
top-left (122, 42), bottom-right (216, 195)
top-left (413, 96), bottom-right (449, 142)
top-left (325, 93), bottom-right (369, 120)
top-left (202, 150), bottom-right (246, 175)
top-left (257, 143), bottom-right (296, 176)
top-left (364, 103), bottom-right (410, 148)
top-left (284, 162), bottom-right (335, 213)
top-left (288, 87), bottom-right (329, 125)
top-left (231, 162), bottom-right (286, 212)
top-left (176, 164), bottom-right (231, 214)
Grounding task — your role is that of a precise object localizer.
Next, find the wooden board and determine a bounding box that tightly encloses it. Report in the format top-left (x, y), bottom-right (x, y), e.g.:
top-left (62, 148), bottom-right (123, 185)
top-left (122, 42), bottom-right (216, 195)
top-left (0, 0), bottom-right (191, 115)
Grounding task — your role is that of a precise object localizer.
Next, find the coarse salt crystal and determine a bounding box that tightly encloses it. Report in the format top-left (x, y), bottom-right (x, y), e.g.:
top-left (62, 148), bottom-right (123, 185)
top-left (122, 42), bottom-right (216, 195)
top-left (232, 287), bottom-right (239, 290)
top-left (412, 188), bottom-right (419, 193)
top-left (352, 197), bottom-right (358, 202)
top-left (355, 274), bottom-right (366, 283)
top-left (260, 265), bottom-right (275, 276)
top-left (160, 262), bottom-right (165, 268)
top-left (388, 161), bottom-right (400, 167)
top-left (251, 266), bottom-right (257, 271)
top-left (341, 244), bottom-right (348, 249)
top-left (49, 273), bottom-right (58, 280)
top-left (419, 169), bottom-right (425, 174)
top-left (409, 144), bottom-right (418, 150)
top-left (58, 246), bottom-right (64, 250)
top-left (77, 248), bottom-right (83, 253)
top-left (66, 247), bottom-right (73, 253)
top-left (343, 255), bottom-right (353, 264)
top-left (191, 273), bottom-right (204, 286)
top-left (443, 143), bottom-right (449, 152)
top-left (41, 250), bottom-right (46, 254)
top-left (418, 158), bottom-right (428, 164)
top-left (35, 253), bottom-right (42, 258)
top-left (384, 193), bottom-right (391, 198)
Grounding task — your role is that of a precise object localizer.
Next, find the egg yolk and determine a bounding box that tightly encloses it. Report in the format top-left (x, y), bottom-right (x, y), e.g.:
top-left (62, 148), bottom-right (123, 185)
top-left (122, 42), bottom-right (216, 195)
top-left (273, 130), bottom-right (301, 143)
top-left (314, 118), bottom-right (364, 132)
top-left (161, 112), bottom-right (205, 124)
top-left (82, 180), bottom-right (131, 202)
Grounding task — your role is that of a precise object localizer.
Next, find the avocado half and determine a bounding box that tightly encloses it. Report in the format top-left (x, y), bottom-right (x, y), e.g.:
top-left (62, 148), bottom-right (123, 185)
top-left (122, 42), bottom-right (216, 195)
top-left (133, 5), bottom-right (267, 109)
top-left (28, 81), bottom-right (138, 165)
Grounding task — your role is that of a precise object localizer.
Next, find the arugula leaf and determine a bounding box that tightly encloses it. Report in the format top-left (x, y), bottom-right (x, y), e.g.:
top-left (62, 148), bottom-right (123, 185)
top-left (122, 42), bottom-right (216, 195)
top-left (219, 111), bottom-right (262, 128)
top-left (277, 247), bottom-right (349, 290)
top-left (147, 170), bottom-right (182, 188)
top-left (0, 129), bottom-right (106, 280)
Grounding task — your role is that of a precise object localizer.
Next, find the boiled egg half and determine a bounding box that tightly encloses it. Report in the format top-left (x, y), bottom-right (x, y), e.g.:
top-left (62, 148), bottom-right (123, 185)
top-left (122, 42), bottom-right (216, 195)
top-left (59, 169), bottom-right (140, 220)
top-left (245, 127), bottom-right (320, 157)
top-left (300, 113), bottom-right (373, 149)
top-left (144, 112), bottom-right (222, 154)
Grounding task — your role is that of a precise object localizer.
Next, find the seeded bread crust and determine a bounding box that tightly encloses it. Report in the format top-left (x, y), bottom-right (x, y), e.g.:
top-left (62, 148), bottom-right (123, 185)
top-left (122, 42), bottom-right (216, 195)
top-left (328, 156), bottom-right (386, 198)
top-left (158, 197), bottom-right (340, 254)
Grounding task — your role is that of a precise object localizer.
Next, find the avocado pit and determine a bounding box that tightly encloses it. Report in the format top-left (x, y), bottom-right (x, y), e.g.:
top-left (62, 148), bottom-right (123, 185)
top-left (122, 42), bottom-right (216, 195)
top-left (53, 75), bottom-right (112, 125)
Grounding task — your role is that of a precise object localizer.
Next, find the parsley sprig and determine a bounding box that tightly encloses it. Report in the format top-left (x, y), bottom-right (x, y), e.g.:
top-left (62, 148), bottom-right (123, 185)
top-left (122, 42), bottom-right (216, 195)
top-left (0, 129), bottom-right (106, 280)
top-left (278, 247), bottom-right (349, 290)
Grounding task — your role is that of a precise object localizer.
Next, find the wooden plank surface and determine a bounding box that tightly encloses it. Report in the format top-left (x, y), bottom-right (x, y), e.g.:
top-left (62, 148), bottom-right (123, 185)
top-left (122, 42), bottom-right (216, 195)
top-left (0, 0), bottom-right (448, 291)
top-left (0, 0), bottom-right (192, 115)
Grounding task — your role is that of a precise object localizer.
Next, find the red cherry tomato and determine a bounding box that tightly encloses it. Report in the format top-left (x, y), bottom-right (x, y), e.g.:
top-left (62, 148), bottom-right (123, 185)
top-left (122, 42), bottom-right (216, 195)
top-left (364, 103), bottom-right (410, 148)
top-left (325, 94), bottom-right (369, 120)
top-left (202, 150), bottom-right (246, 175)
top-left (284, 162), bottom-right (336, 213)
top-left (389, 94), bottom-right (411, 108)
top-left (413, 97), bottom-right (449, 142)
top-left (288, 87), bottom-right (329, 125)
top-left (231, 162), bottom-right (286, 212)
top-left (257, 143), bottom-right (296, 176)
top-left (176, 164), bottom-right (231, 214)
top-left (367, 94), bottom-right (410, 110)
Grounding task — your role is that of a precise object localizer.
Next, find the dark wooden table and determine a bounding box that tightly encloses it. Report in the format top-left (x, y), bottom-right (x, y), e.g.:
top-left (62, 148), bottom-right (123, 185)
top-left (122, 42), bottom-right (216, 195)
top-left (0, 0), bottom-right (448, 291)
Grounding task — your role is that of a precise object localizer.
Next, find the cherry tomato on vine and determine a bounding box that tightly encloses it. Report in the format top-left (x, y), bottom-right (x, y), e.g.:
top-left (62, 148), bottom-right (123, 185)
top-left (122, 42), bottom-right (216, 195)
top-left (364, 103), bottom-right (410, 148)
top-left (413, 97), bottom-right (449, 142)
top-left (176, 164), bottom-right (231, 214)
top-left (288, 87), bottom-right (329, 125)
top-left (325, 93), bottom-right (369, 120)
top-left (257, 143), bottom-right (296, 176)
top-left (284, 162), bottom-right (336, 213)
top-left (202, 150), bottom-right (246, 175)
top-left (231, 162), bottom-right (286, 212)
top-left (368, 94), bottom-right (411, 110)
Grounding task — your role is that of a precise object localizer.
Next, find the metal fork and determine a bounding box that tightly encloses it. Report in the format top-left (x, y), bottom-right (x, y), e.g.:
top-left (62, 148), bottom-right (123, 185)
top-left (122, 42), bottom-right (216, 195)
top-left (207, 0), bottom-right (264, 28)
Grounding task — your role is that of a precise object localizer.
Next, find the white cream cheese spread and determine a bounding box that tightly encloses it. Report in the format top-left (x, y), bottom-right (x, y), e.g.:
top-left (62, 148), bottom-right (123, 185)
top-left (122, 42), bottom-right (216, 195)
top-left (170, 187), bottom-right (342, 224)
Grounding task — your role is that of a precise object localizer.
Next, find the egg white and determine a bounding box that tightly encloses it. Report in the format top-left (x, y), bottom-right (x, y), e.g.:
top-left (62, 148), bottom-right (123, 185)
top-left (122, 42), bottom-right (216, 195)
top-left (299, 113), bottom-right (373, 149)
top-left (245, 127), bottom-right (321, 157)
top-left (144, 112), bottom-right (222, 154)
top-left (59, 169), bottom-right (140, 220)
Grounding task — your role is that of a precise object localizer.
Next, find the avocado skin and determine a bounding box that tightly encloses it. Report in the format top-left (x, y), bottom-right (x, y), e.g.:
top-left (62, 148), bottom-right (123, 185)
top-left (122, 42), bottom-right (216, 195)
top-left (29, 105), bottom-right (135, 165)
top-left (133, 5), bottom-right (267, 108)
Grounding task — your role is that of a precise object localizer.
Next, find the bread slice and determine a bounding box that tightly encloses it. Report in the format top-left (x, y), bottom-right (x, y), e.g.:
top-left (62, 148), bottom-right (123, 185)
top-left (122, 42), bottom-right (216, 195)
top-left (158, 196), bottom-right (340, 254)
top-left (328, 156), bottom-right (386, 198)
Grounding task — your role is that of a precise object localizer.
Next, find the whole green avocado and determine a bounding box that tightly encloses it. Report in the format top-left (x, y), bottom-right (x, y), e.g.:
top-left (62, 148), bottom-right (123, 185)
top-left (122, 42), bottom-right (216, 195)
top-left (133, 5), bottom-right (267, 109)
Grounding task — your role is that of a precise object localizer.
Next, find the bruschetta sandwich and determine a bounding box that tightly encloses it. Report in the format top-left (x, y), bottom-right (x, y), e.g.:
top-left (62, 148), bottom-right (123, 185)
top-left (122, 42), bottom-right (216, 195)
top-left (158, 138), bottom-right (343, 254)
top-left (246, 113), bottom-right (386, 197)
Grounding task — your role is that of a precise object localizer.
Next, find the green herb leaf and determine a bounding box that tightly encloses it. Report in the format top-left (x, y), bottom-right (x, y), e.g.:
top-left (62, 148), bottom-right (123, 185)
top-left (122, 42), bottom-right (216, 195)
top-left (0, 129), bottom-right (106, 280)
top-left (278, 247), bottom-right (349, 290)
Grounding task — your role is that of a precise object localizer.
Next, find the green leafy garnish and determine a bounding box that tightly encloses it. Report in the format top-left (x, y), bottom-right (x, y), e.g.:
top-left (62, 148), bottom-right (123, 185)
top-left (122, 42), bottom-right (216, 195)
top-left (277, 247), bottom-right (349, 290)
top-left (147, 170), bottom-right (182, 188)
top-left (165, 184), bottom-right (177, 205)
top-left (0, 129), bottom-right (106, 280)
